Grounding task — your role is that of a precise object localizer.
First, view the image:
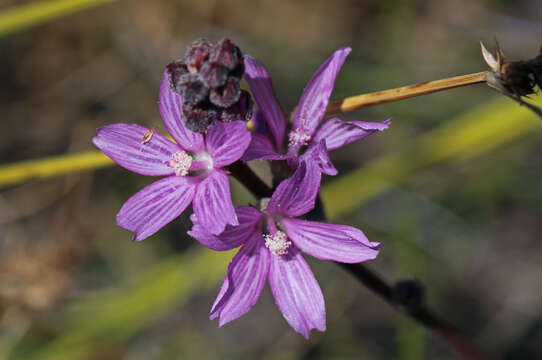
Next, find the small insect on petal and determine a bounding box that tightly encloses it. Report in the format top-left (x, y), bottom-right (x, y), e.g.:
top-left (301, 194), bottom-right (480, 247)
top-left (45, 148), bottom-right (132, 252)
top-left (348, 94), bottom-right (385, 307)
top-left (141, 126), bottom-right (159, 144)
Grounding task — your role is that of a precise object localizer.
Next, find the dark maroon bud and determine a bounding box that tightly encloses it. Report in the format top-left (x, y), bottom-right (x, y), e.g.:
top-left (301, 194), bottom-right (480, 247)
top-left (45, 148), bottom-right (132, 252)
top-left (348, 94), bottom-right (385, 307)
top-left (177, 73), bottom-right (209, 104)
top-left (185, 39), bottom-right (212, 73)
top-left (166, 60), bottom-right (189, 91)
top-left (182, 102), bottom-right (220, 133)
top-left (210, 77), bottom-right (241, 107)
top-left (209, 38), bottom-right (240, 70)
top-left (199, 62), bottom-right (229, 87)
top-left (220, 90), bottom-right (253, 123)
top-left (229, 61), bottom-right (245, 82)
top-left (237, 89), bottom-right (254, 120)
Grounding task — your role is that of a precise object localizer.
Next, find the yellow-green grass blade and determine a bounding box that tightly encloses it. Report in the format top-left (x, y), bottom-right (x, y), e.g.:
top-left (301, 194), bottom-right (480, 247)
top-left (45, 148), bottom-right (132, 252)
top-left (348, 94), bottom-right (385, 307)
top-left (0, 151), bottom-right (112, 187)
top-left (21, 249), bottom-right (232, 360)
top-left (0, 0), bottom-right (116, 38)
top-left (322, 96), bottom-right (542, 220)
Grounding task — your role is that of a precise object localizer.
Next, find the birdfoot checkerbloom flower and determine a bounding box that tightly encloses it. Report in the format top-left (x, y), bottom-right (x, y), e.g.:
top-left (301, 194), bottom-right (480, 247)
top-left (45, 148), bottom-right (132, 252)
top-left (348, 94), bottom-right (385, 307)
top-left (92, 71), bottom-right (251, 240)
top-left (242, 47), bottom-right (390, 176)
top-left (188, 160), bottom-right (380, 338)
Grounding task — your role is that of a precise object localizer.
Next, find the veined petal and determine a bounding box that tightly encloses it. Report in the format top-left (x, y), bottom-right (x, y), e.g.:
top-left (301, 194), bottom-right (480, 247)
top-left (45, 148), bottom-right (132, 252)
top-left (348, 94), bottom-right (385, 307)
top-left (267, 160), bottom-right (321, 218)
top-left (312, 118), bottom-right (391, 151)
top-left (193, 169), bottom-right (237, 235)
top-left (241, 133), bottom-right (286, 162)
top-left (281, 218), bottom-right (380, 263)
top-left (92, 123), bottom-right (178, 176)
top-left (206, 121), bottom-right (251, 168)
top-left (292, 47), bottom-right (351, 137)
top-left (188, 206), bottom-right (262, 251)
top-left (304, 139), bottom-right (338, 176)
top-left (210, 233), bottom-right (270, 326)
top-left (116, 176), bottom-right (196, 241)
top-left (268, 246), bottom-right (325, 339)
top-left (244, 55), bottom-right (287, 148)
top-left (158, 72), bottom-right (204, 152)
top-left (251, 109), bottom-right (268, 135)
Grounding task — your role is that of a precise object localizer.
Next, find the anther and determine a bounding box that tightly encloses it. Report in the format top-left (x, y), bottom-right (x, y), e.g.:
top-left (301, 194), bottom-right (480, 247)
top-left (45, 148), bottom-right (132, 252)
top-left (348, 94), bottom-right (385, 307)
top-left (264, 231), bottom-right (291, 256)
top-left (168, 151), bottom-right (193, 176)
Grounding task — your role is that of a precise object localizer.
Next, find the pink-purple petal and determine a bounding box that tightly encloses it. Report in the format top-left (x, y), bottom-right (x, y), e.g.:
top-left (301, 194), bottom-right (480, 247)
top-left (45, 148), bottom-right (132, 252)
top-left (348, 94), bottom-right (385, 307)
top-left (244, 55), bottom-right (287, 148)
top-left (312, 117), bottom-right (391, 151)
top-left (267, 160), bottom-right (321, 218)
top-left (210, 233), bottom-right (270, 326)
top-left (116, 176), bottom-right (196, 241)
top-left (92, 123), bottom-right (179, 176)
top-left (304, 139), bottom-right (338, 176)
top-left (268, 246), bottom-right (326, 339)
top-left (281, 218), bottom-right (380, 263)
top-left (206, 121), bottom-right (251, 168)
top-left (241, 133), bottom-right (286, 162)
top-left (292, 47), bottom-right (351, 137)
top-left (193, 169), bottom-right (238, 235)
top-left (188, 206), bottom-right (262, 251)
top-left (158, 72), bottom-right (204, 152)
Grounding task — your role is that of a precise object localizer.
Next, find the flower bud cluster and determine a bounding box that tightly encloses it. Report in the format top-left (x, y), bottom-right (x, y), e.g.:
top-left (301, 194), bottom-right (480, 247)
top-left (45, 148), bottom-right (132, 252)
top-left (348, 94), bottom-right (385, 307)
top-left (166, 38), bottom-right (253, 132)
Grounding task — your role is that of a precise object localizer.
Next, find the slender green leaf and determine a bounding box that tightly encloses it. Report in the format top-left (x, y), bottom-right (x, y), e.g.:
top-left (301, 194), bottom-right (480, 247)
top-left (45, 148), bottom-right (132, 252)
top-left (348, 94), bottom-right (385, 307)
top-left (0, 0), bottom-right (116, 38)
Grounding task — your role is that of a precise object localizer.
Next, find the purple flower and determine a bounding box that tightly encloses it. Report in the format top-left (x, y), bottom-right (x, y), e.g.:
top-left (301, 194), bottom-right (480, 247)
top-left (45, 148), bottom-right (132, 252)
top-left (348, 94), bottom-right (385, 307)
top-left (92, 72), bottom-right (251, 240)
top-left (189, 160), bottom-right (380, 338)
top-left (242, 47), bottom-right (390, 176)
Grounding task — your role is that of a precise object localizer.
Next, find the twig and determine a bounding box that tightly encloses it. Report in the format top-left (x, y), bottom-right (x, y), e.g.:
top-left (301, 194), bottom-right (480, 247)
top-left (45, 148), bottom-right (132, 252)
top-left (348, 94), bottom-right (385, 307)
top-left (325, 71), bottom-right (488, 115)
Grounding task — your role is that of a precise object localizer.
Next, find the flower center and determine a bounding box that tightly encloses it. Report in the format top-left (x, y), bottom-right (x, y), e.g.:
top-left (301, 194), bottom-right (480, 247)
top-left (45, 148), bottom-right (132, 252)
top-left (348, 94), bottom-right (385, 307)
top-left (264, 231), bottom-right (291, 256)
top-left (168, 151), bottom-right (192, 176)
top-left (259, 197), bottom-right (270, 212)
top-left (288, 127), bottom-right (311, 147)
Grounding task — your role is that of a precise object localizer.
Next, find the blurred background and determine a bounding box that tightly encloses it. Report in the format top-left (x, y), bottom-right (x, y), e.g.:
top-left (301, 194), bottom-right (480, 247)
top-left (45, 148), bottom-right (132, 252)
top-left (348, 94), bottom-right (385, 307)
top-left (1, 0), bottom-right (542, 359)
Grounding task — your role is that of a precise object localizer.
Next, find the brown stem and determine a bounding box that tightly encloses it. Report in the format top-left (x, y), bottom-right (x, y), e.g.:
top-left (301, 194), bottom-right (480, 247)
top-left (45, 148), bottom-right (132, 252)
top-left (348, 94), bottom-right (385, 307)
top-left (227, 161), bottom-right (273, 198)
top-left (228, 161), bottom-right (495, 360)
top-left (338, 262), bottom-right (494, 360)
top-left (325, 71), bottom-right (488, 116)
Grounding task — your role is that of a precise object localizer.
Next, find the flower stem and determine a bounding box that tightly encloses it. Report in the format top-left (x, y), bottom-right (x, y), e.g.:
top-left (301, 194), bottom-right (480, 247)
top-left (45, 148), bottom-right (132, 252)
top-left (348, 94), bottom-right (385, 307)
top-left (338, 262), bottom-right (494, 360)
top-left (227, 161), bottom-right (273, 198)
top-left (228, 161), bottom-right (494, 360)
top-left (325, 71), bottom-right (488, 116)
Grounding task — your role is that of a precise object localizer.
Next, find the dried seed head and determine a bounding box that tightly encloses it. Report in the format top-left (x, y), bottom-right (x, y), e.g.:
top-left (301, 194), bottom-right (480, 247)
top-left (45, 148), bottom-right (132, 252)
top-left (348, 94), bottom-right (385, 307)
top-left (482, 39), bottom-right (542, 117)
top-left (220, 90), bottom-right (253, 123)
top-left (210, 77), bottom-right (241, 107)
top-left (166, 61), bottom-right (189, 91)
top-left (502, 48), bottom-right (542, 97)
top-left (166, 38), bottom-right (253, 132)
top-left (200, 61), bottom-right (229, 88)
top-left (177, 73), bottom-right (209, 104)
top-left (185, 39), bottom-right (212, 73)
top-left (209, 38), bottom-right (241, 70)
top-left (182, 102), bottom-right (220, 133)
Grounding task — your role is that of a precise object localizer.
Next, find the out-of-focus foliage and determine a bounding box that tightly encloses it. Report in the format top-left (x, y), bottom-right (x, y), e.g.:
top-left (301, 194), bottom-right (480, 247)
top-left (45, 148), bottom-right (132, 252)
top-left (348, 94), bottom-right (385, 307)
top-left (0, 0), bottom-right (116, 38)
top-left (2, 1), bottom-right (542, 359)
top-left (322, 96), bottom-right (542, 219)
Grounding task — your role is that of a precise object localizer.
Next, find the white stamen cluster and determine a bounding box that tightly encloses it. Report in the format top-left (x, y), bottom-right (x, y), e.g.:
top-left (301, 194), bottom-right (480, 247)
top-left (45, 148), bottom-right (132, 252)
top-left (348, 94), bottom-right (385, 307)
top-left (168, 151), bottom-right (192, 176)
top-left (264, 231), bottom-right (291, 256)
top-left (288, 127), bottom-right (311, 147)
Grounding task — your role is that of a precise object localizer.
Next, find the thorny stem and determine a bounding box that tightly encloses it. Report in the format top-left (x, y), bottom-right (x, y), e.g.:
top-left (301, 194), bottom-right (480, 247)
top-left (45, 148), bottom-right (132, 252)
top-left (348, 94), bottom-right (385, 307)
top-left (325, 71), bottom-right (488, 115)
top-left (228, 160), bottom-right (495, 360)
